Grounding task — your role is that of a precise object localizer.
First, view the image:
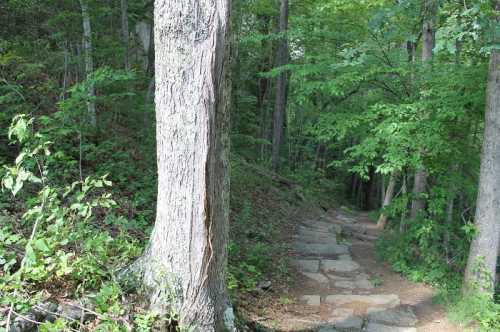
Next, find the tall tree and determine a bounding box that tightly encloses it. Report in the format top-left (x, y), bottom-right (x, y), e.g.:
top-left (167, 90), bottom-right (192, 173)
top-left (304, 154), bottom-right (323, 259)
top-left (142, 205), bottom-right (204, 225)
top-left (120, 0), bottom-right (130, 71)
top-left (410, 0), bottom-right (435, 218)
top-left (463, 1), bottom-right (500, 297)
top-left (271, 0), bottom-right (289, 171)
top-left (79, 0), bottom-right (96, 126)
top-left (138, 0), bottom-right (233, 329)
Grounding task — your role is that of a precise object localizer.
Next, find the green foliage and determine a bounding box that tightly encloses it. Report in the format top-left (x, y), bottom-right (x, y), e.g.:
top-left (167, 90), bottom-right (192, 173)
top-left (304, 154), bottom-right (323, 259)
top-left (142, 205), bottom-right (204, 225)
top-left (447, 292), bottom-right (500, 331)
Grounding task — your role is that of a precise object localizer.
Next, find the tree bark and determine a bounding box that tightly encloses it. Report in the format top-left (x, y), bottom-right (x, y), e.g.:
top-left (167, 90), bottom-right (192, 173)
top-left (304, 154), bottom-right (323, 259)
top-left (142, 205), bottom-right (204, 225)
top-left (271, 0), bottom-right (289, 171)
top-left (377, 172), bottom-right (398, 229)
top-left (257, 15), bottom-right (272, 161)
top-left (120, 0), bottom-right (130, 71)
top-left (139, 0), bottom-right (233, 329)
top-left (410, 0), bottom-right (435, 218)
top-left (79, 0), bottom-right (96, 127)
top-left (463, 1), bottom-right (500, 297)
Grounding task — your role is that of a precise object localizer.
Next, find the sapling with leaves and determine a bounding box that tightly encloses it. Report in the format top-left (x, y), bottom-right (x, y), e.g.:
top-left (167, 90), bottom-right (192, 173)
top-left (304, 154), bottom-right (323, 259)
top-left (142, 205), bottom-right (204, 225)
top-left (0, 115), bottom-right (141, 330)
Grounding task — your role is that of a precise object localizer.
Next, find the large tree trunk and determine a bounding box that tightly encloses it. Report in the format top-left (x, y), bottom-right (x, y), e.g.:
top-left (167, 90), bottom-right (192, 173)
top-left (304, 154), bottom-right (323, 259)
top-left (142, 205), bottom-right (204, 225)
top-left (377, 172), bottom-right (398, 229)
top-left (410, 0), bottom-right (435, 218)
top-left (139, 0), bottom-right (233, 329)
top-left (79, 0), bottom-right (96, 126)
top-left (463, 1), bottom-right (500, 297)
top-left (120, 0), bottom-right (130, 71)
top-left (271, 0), bottom-right (289, 171)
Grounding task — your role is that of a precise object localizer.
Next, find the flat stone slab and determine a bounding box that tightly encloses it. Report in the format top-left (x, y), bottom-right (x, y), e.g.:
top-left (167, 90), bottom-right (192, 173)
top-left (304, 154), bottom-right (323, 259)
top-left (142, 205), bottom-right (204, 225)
top-left (334, 316), bottom-right (363, 331)
top-left (302, 220), bottom-right (337, 229)
top-left (338, 254), bottom-right (352, 261)
top-left (301, 272), bottom-right (329, 284)
top-left (365, 323), bottom-right (416, 332)
top-left (300, 295), bottom-right (321, 306)
top-left (334, 280), bottom-right (355, 289)
top-left (324, 294), bottom-right (400, 308)
top-left (299, 235), bottom-right (337, 245)
top-left (295, 243), bottom-right (349, 256)
top-left (328, 308), bottom-right (363, 331)
top-left (336, 212), bottom-right (356, 224)
top-left (367, 307), bottom-right (418, 327)
top-left (318, 327), bottom-right (339, 332)
top-left (327, 274), bottom-right (353, 281)
top-left (295, 259), bottom-right (319, 273)
top-left (330, 308), bottom-right (354, 319)
top-left (354, 278), bottom-right (374, 289)
top-left (321, 260), bottom-right (360, 273)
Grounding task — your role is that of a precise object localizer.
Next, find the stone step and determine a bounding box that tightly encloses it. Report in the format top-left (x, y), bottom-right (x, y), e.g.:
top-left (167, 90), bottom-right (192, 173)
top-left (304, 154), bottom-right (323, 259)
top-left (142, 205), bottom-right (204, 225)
top-left (300, 271), bottom-right (329, 285)
top-left (295, 259), bottom-right (320, 273)
top-left (295, 243), bottom-right (349, 256)
top-left (327, 308), bottom-right (363, 331)
top-left (367, 307), bottom-right (418, 327)
top-left (299, 295), bottom-right (321, 306)
top-left (321, 260), bottom-right (360, 273)
top-left (297, 235), bottom-right (337, 245)
top-left (324, 294), bottom-right (400, 308)
top-left (365, 323), bottom-right (416, 332)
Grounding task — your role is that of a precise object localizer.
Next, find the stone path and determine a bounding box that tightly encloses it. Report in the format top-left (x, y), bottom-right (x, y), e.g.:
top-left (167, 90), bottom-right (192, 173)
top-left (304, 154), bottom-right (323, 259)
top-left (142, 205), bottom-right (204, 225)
top-left (293, 213), bottom-right (419, 332)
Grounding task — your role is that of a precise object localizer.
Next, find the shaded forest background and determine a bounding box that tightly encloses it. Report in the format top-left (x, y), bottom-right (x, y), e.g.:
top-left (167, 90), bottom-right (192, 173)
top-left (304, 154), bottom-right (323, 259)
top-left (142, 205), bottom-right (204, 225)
top-left (0, 0), bottom-right (499, 330)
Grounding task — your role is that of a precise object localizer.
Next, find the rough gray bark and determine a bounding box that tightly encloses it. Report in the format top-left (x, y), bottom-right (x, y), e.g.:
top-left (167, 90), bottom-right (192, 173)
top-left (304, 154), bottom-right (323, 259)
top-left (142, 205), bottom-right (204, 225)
top-left (79, 0), bottom-right (96, 126)
top-left (137, 0), bottom-right (233, 330)
top-left (120, 0), bottom-right (130, 71)
top-left (377, 173), bottom-right (398, 229)
top-left (271, 0), bottom-right (289, 171)
top-left (463, 1), bottom-right (500, 296)
top-left (410, 0), bottom-right (435, 219)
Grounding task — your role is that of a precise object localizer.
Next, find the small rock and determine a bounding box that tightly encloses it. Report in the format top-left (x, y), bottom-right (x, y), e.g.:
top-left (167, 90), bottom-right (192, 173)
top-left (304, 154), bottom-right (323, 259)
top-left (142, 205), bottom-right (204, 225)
top-left (300, 295), bottom-right (321, 306)
top-left (256, 280), bottom-right (272, 291)
top-left (57, 302), bottom-right (94, 322)
top-left (367, 307), bottom-right (418, 327)
top-left (365, 322), bottom-right (416, 332)
top-left (32, 302), bottom-right (59, 322)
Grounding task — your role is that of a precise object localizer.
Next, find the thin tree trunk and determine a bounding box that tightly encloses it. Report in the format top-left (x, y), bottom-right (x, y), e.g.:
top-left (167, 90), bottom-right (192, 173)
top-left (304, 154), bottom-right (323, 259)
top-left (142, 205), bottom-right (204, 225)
top-left (463, 1), bottom-right (500, 297)
top-left (377, 172), bottom-right (398, 229)
top-left (79, 0), bottom-right (96, 126)
top-left (256, 15), bottom-right (271, 160)
top-left (137, 0), bottom-right (234, 329)
top-left (399, 174), bottom-right (408, 233)
top-left (271, 0), bottom-right (289, 171)
top-left (444, 193), bottom-right (454, 260)
top-left (380, 175), bottom-right (386, 207)
top-left (410, 0), bottom-right (435, 218)
top-left (61, 42), bottom-right (70, 100)
top-left (120, 0), bottom-right (130, 71)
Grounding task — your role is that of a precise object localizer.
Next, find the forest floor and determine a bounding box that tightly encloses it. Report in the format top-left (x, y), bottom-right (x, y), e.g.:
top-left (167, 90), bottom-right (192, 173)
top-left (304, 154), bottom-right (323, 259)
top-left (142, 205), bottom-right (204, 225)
top-left (241, 206), bottom-right (466, 332)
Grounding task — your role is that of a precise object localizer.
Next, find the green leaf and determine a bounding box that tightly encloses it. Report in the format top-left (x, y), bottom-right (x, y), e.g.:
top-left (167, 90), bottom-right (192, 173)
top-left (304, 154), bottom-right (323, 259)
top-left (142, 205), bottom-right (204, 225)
top-left (25, 243), bottom-right (37, 265)
top-left (33, 239), bottom-right (50, 253)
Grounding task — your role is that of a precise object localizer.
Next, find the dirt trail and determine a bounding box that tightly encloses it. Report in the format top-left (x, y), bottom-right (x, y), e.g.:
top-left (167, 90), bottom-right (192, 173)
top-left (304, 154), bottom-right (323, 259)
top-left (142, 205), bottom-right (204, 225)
top-left (255, 208), bottom-right (465, 332)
